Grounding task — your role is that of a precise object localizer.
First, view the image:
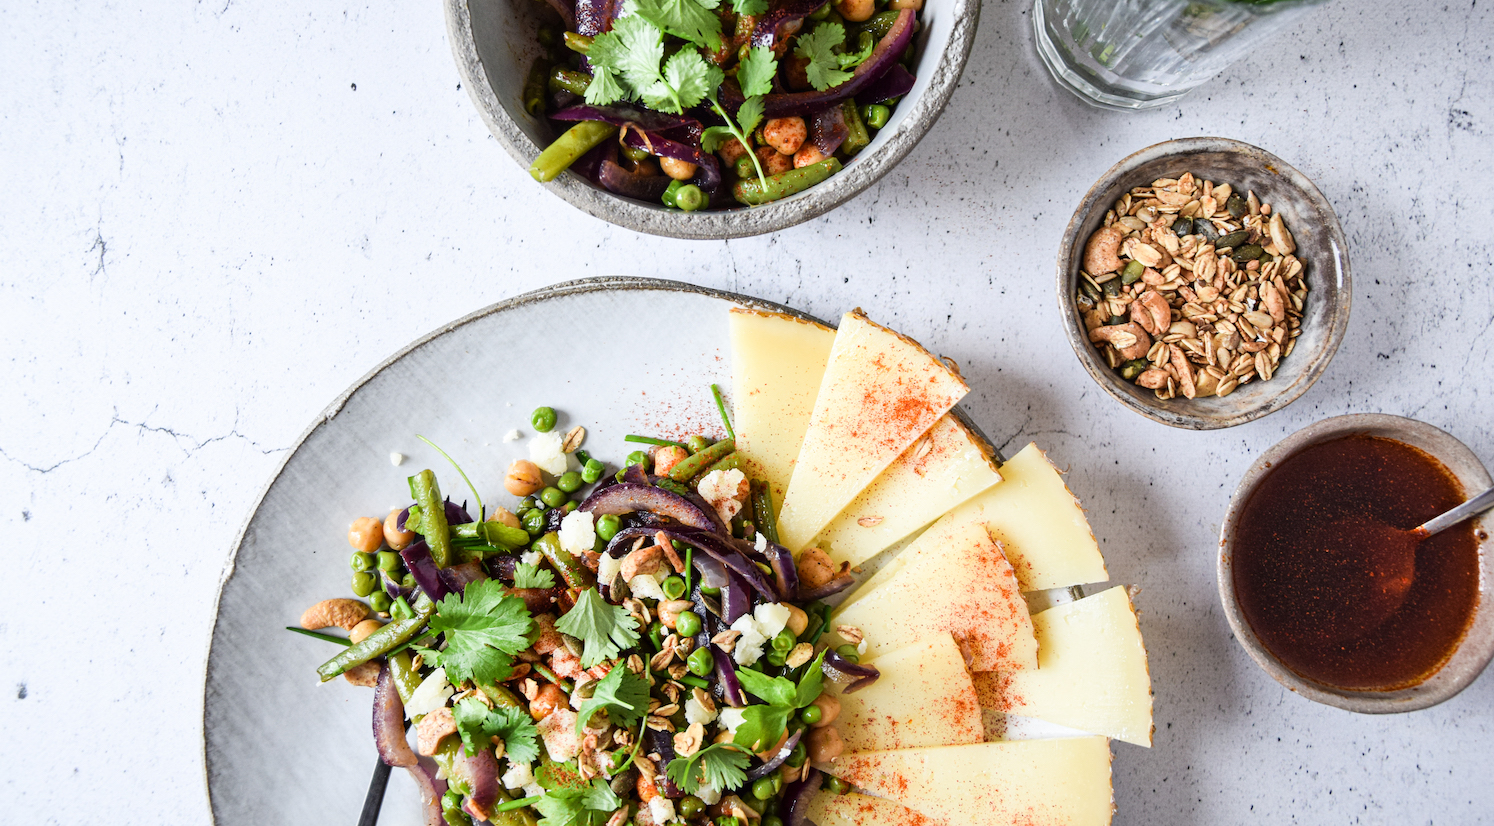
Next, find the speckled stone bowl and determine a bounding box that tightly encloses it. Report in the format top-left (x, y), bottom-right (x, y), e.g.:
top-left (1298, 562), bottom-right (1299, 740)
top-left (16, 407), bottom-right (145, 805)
top-left (1218, 414), bottom-right (1494, 713)
top-left (1056, 137), bottom-right (1351, 430)
top-left (444, 0), bottom-right (979, 239)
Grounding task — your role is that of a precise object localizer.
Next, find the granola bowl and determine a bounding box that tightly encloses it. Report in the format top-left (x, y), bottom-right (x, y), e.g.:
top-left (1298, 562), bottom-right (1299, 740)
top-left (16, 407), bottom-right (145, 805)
top-left (1056, 137), bottom-right (1351, 430)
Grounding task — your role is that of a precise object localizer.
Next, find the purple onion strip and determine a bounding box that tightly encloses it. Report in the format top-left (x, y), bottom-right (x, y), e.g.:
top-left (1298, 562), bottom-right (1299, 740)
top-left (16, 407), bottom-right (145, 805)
top-left (810, 104), bottom-right (848, 157)
top-left (406, 757), bottom-right (448, 826)
top-left (761, 540), bottom-right (800, 601)
top-left (399, 541), bottom-right (450, 604)
top-left (797, 571), bottom-right (855, 602)
top-left (783, 768), bottom-right (823, 826)
top-left (578, 482), bottom-right (720, 533)
top-left (856, 63), bottom-right (916, 104)
top-left (373, 663), bottom-right (417, 768)
top-left (823, 649), bottom-right (880, 693)
top-left (457, 746), bottom-right (502, 821)
top-left (750, 0), bottom-right (828, 49)
top-left (714, 644), bottom-right (747, 707)
top-left (746, 728), bottom-right (804, 780)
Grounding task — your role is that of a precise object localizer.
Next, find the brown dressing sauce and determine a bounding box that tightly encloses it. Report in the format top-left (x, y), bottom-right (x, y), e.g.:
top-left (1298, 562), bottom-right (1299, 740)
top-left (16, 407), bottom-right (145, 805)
top-left (1232, 434), bottom-right (1482, 690)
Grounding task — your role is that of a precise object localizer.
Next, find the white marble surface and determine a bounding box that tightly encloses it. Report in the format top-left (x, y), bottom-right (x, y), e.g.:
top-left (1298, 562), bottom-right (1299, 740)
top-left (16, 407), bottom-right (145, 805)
top-left (4, 0), bottom-right (1493, 822)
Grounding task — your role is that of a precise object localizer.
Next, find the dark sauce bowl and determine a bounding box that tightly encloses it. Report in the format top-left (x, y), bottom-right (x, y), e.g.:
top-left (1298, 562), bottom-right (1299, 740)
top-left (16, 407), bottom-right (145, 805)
top-left (1218, 414), bottom-right (1494, 713)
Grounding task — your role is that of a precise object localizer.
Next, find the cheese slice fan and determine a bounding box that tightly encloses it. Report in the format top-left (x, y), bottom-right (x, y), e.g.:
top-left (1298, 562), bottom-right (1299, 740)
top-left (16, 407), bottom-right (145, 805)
top-left (828, 738), bottom-right (1113, 826)
top-left (974, 586), bottom-right (1153, 747)
top-left (776, 310), bottom-right (968, 551)
top-left (833, 521), bottom-right (1038, 672)
top-left (806, 791), bottom-right (948, 826)
top-left (833, 632), bottom-right (984, 753)
top-left (728, 308), bottom-right (837, 509)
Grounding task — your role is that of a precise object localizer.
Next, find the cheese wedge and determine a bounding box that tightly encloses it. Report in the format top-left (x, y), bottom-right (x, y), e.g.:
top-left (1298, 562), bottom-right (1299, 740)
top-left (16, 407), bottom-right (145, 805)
top-left (814, 414), bottom-right (1002, 567)
top-left (806, 792), bottom-right (947, 826)
top-left (777, 310), bottom-right (968, 551)
top-left (728, 308), bottom-right (837, 508)
top-left (973, 586), bottom-right (1153, 747)
top-left (829, 738), bottom-right (1114, 826)
top-left (834, 633), bottom-right (983, 753)
top-left (833, 521), bottom-right (1037, 672)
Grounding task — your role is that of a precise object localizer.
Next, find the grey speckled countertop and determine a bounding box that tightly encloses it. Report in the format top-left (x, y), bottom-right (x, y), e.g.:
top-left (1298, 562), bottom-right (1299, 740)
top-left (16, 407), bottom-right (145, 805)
top-left (3, 0), bottom-right (1492, 822)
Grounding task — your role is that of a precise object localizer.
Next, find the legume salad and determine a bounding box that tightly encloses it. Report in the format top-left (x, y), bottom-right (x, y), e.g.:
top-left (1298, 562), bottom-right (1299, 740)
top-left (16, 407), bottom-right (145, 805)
top-left (295, 390), bottom-right (877, 826)
top-left (523, 0), bottom-right (924, 210)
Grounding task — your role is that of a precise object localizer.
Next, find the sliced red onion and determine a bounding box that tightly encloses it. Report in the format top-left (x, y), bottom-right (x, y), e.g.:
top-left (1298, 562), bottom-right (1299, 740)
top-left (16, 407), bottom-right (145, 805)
top-left (797, 571), bottom-right (855, 602)
top-left (746, 728), bottom-right (803, 780)
top-left (405, 757), bottom-right (448, 826)
top-left (456, 746), bottom-right (502, 821)
top-left (644, 728), bottom-right (687, 797)
top-left (823, 649), bottom-right (880, 693)
top-left (810, 104), bottom-right (848, 157)
top-left (714, 644), bottom-right (747, 707)
top-left (438, 560), bottom-right (488, 594)
top-left (552, 103), bottom-right (701, 137)
top-left (750, 0), bottom-right (828, 49)
top-left (508, 586), bottom-right (559, 615)
top-left (544, 0), bottom-right (577, 28)
top-left (761, 540), bottom-right (800, 601)
top-left (397, 499), bottom-right (472, 532)
top-left (598, 142), bottom-right (674, 200)
top-left (579, 483), bottom-right (720, 533)
top-left (551, 104), bottom-right (723, 192)
top-left (574, 0), bottom-right (619, 35)
top-left (380, 568), bottom-right (417, 601)
top-left (620, 463), bottom-right (650, 485)
top-left (723, 570), bottom-right (752, 624)
top-left (399, 541), bottom-right (451, 603)
top-left (856, 63), bottom-right (915, 104)
top-left (485, 554), bottom-right (518, 582)
top-left (373, 663), bottom-right (417, 768)
top-left (783, 768), bottom-right (823, 826)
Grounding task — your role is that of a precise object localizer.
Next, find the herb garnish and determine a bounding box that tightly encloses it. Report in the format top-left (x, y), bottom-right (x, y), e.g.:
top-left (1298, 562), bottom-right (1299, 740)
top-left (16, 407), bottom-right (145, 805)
top-left (453, 696), bottom-right (542, 763)
top-left (555, 588), bottom-right (642, 668)
top-left (427, 580), bottom-right (536, 684)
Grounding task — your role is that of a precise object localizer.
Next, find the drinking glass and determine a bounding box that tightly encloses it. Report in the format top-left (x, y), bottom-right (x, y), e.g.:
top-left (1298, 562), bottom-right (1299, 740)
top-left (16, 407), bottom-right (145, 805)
top-left (1033, 0), bottom-right (1332, 110)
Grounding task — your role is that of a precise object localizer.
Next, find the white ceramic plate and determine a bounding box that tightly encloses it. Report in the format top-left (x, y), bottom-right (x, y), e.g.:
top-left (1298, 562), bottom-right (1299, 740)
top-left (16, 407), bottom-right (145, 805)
top-left (203, 277), bottom-right (999, 824)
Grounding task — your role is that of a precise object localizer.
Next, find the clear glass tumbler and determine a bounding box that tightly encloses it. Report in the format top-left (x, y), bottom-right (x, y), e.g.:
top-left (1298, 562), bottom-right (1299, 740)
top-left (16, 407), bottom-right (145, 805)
top-left (1033, 0), bottom-right (1331, 110)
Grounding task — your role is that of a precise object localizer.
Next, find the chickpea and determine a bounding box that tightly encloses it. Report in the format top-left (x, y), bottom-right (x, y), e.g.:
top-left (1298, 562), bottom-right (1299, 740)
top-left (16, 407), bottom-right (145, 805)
top-left (835, 0), bottom-right (875, 22)
top-left (636, 769), bottom-right (660, 803)
top-left (487, 505), bottom-right (521, 530)
top-left (809, 693), bottom-right (841, 728)
top-left (505, 459), bottom-right (544, 496)
top-left (716, 137), bottom-right (748, 165)
top-left (349, 618), bottom-right (384, 645)
top-left (783, 604), bottom-right (809, 636)
top-left (761, 117), bottom-right (808, 155)
top-left (660, 157), bottom-right (699, 181)
top-left (652, 445), bottom-right (689, 477)
top-left (806, 725), bottom-right (845, 763)
top-left (783, 56), bottom-right (812, 91)
top-left (757, 146), bottom-right (794, 176)
top-left (383, 508), bottom-right (416, 551)
top-left (794, 145), bottom-right (827, 169)
top-left (528, 683), bottom-right (568, 721)
top-left (657, 599), bottom-right (696, 629)
top-left (348, 516), bottom-right (384, 553)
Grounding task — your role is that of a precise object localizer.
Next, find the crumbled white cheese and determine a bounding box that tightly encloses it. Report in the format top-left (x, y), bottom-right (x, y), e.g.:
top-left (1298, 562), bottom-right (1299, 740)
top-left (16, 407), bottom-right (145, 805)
top-left (629, 573), bottom-right (666, 601)
top-left (598, 553), bottom-right (624, 589)
top-left (558, 509), bottom-right (596, 557)
top-left (697, 468), bottom-right (750, 524)
top-left (685, 693), bottom-right (719, 727)
top-left (753, 602), bottom-right (790, 640)
top-left (754, 533), bottom-right (767, 553)
top-left (529, 430), bottom-right (568, 475)
top-left (522, 782), bottom-right (545, 801)
top-left (857, 639), bottom-right (868, 656)
top-left (694, 782), bottom-right (722, 806)
top-left (389, 452), bottom-right (405, 466)
top-left (716, 708), bottom-right (745, 734)
top-left (503, 429), bottom-right (522, 443)
top-left (501, 760), bottom-right (534, 790)
top-left (405, 668), bottom-right (453, 718)
top-left (649, 796), bottom-right (677, 825)
top-left (731, 614), bottom-right (768, 666)
top-left (521, 549), bottom-right (543, 566)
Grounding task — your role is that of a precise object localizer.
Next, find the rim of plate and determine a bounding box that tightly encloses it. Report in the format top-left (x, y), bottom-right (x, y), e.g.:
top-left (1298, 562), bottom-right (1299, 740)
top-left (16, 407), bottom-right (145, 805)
top-left (199, 276), bottom-right (999, 821)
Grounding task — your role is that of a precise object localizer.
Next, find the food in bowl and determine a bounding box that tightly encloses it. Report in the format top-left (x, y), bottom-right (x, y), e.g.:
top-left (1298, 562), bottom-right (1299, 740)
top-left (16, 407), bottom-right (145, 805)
top-left (1076, 171), bottom-right (1308, 400)
top-left (523, 0), bottom-right (922, 210)
top-left (293, 308), bottom-right (1152, 825)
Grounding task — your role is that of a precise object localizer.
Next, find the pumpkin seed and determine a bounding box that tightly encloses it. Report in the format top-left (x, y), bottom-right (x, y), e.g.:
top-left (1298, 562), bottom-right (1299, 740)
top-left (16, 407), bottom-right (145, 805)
top-left (1120, 359), bottom-right (1149, 380)
top-left (1216, 230), bottom-right (1251, 249)
top-left (1121, 260), bottom-right (1144, 284)
top-left (1194, 219), bottom-right (1219, 242)
top-left (1226, 194), bottom-right (1248, 217)
top-left (1232, 244), bottom-right (1265, 263)
top-left (1172, 218), bottom-right (1193, 235)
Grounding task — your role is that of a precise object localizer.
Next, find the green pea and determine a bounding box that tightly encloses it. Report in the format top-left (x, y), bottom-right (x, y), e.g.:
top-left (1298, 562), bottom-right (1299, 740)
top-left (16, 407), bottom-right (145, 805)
top-left (785, 741), bottom-right (807, 768)
top-left (350, 551), bottom-right (375, 572)
top-left (581, 458), bottom-right (605, 484)
top-left (752, 777), bottom-right (776, 801)
top-left (595, 513), bottom-right (621, 542)
top-left (622, 144), bottom-right (651, 162)
top-left (685, 434), bottom-right (712, 453)
top-left (401, 573), bottom-right (417, 590)
top-left (675, 610), bottom-right (702, 638)
top-left (701, 584), bottom-right (721, 596)
top-left (540, 486), bottom-right (567, 508)
top-left (772, 629), bottom-right (796, 652)
top-left (531, 406), bottom-right (558, 433)
top-left (675, 184), bottom-right (705, 213)
top-left (626, 450), bottom-right (650, 469)
top-left (835, 644), bottom-right (860, 663)
top-left (351, 571), bottom-right (378, 597)
top-left (800, 703), bottom-right (823, 725)
top-left (376, 550), bottom-right (401, 572)
top-left (825, 775), bottom-right (851, 795)
top-left (369, 590), bottom-right (392, 613)
top-left (687, 647), bottom-right (715, 676)
top-left (536, 26), bottom-right (558, 47)
top-left (679, 797), bottom-right (706, 818)
top-left (519, 496), bottom-right (538, 511)
top-left (861, 104), bottom-right (890, 129)
top-left (762, 817), bottom-right (785, 826)
top-left (563, 500), bottom-right (579, 513)
top-left (765, 651), bottom-right (787, 667)
top-left (557, 471), bottom-right (583, 493)
top-left (715, 817), bottom-right (741, 826)
top-left (521, 508), bottom-right (547, 535)
top-left (662, 575), bottom-right (687, 600)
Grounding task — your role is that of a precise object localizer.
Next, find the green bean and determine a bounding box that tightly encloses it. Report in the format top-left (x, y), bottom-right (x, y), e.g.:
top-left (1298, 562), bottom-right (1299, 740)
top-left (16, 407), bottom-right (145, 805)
top-left (679, 673), bottom-right (711, 690)
top-left (533, 531), bottom-right (594, 589)
top-left (388, 650), bottom-right (422, 704)
top-left (661, 178), bottom-right (684, 208)
top-left (391, 595), bottom-right (415, 621)
top-left (750, 481), bottom-right (780, 545)
top-left (316, 594), bottom-right (434, 681)
top-left (675, 184), bottom-right (705, 212)
top-left (662, 575), bottom-right (687, 600)
top-left (839, 100), bottom-right (870, 156)
top-left (733, 158), bottom-right (842, 205)
top-left (529, 121), bottom-right (616, 183)
top-left (772, 629), bottom-right (796, 653)
top-left (625, 434), bottom-right (689, 449)
top-left (685, 434), bottom-right (713, 453)
top-left (858, 10), bottom-right (900, 40)
top-left (352, 571), bottom-right (378, 597)
top-left (522, 58), bottom-right (550, 116)
top-left (409, 470), bottom-right (452, 568)
top-left (531, 406), bottom-right (558, 433)
top-left (835, 643), bottom-right (860, 663)
top-left (531, 661), bottom-right (573, 692)
top-left (667, 438), bottom-right (736, 481)
top-left (451, 521), bottom-right (529, 549)
top-left (478, 680), bottom-right (525, 709)
top-left (563, 31), bottom-right (593, 54)
top-left (861, 104), bottom-right (890, 129)
top-left (285, 626), bottom-right (351, 646)
top-left (733, 155), bottom-right (755, 180)
top-left (581, 458), bottom-right (605, 484)
top-left (703, 452), bottom-right (740, 476)
top-left (547, 67), bottom-right (592, 97)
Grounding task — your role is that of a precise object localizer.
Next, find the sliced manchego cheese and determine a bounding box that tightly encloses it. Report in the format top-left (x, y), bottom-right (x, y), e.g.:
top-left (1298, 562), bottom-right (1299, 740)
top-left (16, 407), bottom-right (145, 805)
top-left (813, 414), bottom-right (1003, 567)
top-left (973, 586), bottom-right (1153, 747)
top-left (806, 791), bottom-right (947, 826)
top-left (925, 442), bottom-right (1107, 592)
top-left (834, 632), bottom-right (984, 753)
top-left (728, 308), bottom-right (837, 509)
top-left (776, 310), bottom-right (968, 551)
top-left (829, 738), bottom-right (1113, 826)
top-left (833, 521), bottom-right (1037, 672)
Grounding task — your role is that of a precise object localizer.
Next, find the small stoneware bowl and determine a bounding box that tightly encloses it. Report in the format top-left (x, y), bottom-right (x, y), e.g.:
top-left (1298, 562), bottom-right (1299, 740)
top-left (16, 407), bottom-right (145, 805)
top-left (445, 0), bottom-right (980, 239)
top-left (1056, 137), bottom-right (1352, 429)
top-left (1217, 413), bottom-right (1494, 713)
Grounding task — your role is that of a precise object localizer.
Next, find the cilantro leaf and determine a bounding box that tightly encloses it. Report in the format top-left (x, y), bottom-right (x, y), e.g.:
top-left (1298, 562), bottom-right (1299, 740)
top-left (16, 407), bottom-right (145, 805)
top-left (555, 588), bottom-right (640, 668)
top-left (700, 125), bottom-right (735, 153)
top-left (795, 22), bottom-right (855, 91)
top-left (737, 46), bottom-right (778, 98)
top-left (453, 697), bottom-right (542, 764)
top-left (662, 49), bottom-right (722, 111)
top-left (628, 0), bottom-right (723, 51)
top-left (732, 0), bottom-right (768, 14)
top-left (731, 704), bottom-right (794, 752)
top-left (584, 64), bottom-right (629, 106)
top-left (429, 580), bottom-right (535, 685)
top-left (534, 779), bottom-right (625, 826)
top-left (612, 15), bottom-right (668, 93)
top-left (666, 742), bottom-right (751, 794)
top-left (575, 664), bottom-right (651, 735)
top-left (513, 562), bottom-right (557, 590)
top-left (837, 29), bottom-right (875, 70)
top-left (736, 96), bottom-right (765, 141)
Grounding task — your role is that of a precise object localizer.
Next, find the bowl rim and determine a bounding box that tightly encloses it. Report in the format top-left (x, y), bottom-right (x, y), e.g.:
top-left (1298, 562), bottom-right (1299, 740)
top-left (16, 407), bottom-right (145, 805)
top-left (1216, 413), bottom-right (1494, 713)
top-left (443, 0), bottom-right (981, 240)
top-left (1055, 136), bottom-right (1353, 430)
